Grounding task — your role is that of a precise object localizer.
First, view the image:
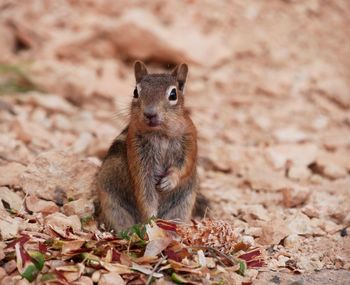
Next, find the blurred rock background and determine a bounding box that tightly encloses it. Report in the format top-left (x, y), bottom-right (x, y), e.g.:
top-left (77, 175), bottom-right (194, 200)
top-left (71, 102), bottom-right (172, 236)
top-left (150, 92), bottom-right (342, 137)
top-left (0, 0), bottom-right (350, 283)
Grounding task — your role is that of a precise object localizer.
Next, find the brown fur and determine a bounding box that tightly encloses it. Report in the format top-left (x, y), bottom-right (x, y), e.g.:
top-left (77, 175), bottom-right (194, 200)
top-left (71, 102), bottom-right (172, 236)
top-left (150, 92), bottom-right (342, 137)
top-left (97, 61), bottom-right (207, 232)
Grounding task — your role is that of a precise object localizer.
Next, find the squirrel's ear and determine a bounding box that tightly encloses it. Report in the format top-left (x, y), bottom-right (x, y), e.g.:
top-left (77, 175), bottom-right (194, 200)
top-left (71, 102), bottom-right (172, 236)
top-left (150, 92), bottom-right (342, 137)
top-left (134, 61), bottom-right (148, 83)
top-left (172, 63), bottom-right (188, 92)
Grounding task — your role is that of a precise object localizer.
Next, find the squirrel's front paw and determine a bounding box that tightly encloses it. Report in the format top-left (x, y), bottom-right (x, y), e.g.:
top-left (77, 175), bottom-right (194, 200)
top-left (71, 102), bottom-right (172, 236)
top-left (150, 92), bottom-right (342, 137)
top-left (156, 169), bottom-right (179, 193)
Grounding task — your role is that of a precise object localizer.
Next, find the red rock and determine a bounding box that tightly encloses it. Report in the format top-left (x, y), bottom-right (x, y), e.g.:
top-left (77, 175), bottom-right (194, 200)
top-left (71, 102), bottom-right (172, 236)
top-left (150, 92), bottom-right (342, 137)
top-left (0, 187), bottom-right (23, 211)
top-left (25, 195), bottom-right (59, 215)
top-left (0, 267), bottom-right (6, 281)
top-left (257, 218), bottom-right (290, 245)
top-left (20, 151), bottom-right (98, 204)
top-left (0, 217), bottom-right (19, 240)
top-left (0, 162), bottom-right (26, 187)
top-left (265, 144), bottom-right (318, 170)
top-left (286, 212), bottom-right (315, 235)
top-left (4, 260), bottom-right (16, 274)
top-left (281, 186), bottom-right (311, 208)
top-left (0, 276), bottom-right (15, 285)
top-left (108, 9), bottom-right (230, 66)
top-left (288, 165), bottom-right (312, 181)
top-left (273, 127), bottom-right (307, 143)
top-left (24, 93), bottom-right (76, 114)
top-left (62, 198), bottom-right (94, 218)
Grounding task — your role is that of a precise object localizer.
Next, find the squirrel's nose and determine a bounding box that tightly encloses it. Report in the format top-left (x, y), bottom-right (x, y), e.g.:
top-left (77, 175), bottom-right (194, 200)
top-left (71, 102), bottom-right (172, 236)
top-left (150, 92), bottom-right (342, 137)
top-left (143, 106), bottom-right (158, 120)
top-left (144, 112), bottom-right (158, 120)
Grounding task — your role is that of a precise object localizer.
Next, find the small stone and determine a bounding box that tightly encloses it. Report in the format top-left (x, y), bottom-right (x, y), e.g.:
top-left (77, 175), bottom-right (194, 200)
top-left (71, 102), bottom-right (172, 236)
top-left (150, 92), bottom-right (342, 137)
top-left (26, 195), bottom-right (59, 215)
top-left (0, 217), bottom-right (19, 240)
top-left (282, 186), bottom-right (311, 208)
top-left (310, 174), bottom-right (324, 184)
top-left (52, 114), bottom-right (74, 131)
top-left (312, 116), bottom-right (328, 130)
top-left (238, 204), bottom-right (270, 222)
top-left (344, 212), bottom-right (350, 224)
top-left (0, 187), bottom-right (23, 211)
top-left (322, 164), bottom-right (347, 180)
top-left (257, 218), bottom-right (290, 245)
top-left (1, 276), bottom-right (15, 285)
top-left (302, 205), bottom-right (320, 219)
top-left (319, 220), bottom-right (343, 234)
top-left (284, 234), bottom-right (300, 248)
top-left (265, 144), bottom-right (318, 170)
top-left (287, 213), bottom-right (315, 235)
top-left (91, 271), bottom-right (101, 283)
top-left (245, 269), bottom-right (259, 280)
top-left (297, 254), bottom-right (324, 271)
top-left (26, 93), bottom-right (75, 114)
top-left (245, 227), bottom-right (262, 237)
top-left (245, 165), bottom-right (293, 192)
top-left (273, 127), bottom-right (307, 143)
top-left (0, 267), bottom-right (6, 280)
top-left (205, 257), bottom-right (216, 269)
top-left (277, 255), bottom-right (290, 267)
top-left (16, 279), bottom-right (30, 285)
top-left (241, 235), bottom-right (255, 246)
top-left (0, 163), bottom-right (26, 187)
top-left (71, 132), bottom-right (94, 154)
top-left (62, 198), bottom-right (95, 218)
top-left (288, 165), bottom-right (312, 181)
top-left (4, 260), bottom-right (16, 274)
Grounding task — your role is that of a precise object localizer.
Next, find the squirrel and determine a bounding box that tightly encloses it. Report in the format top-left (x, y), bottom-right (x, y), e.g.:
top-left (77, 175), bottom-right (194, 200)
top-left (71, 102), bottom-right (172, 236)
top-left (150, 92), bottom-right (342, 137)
top-left (96, 61), bottom-right (208, 232)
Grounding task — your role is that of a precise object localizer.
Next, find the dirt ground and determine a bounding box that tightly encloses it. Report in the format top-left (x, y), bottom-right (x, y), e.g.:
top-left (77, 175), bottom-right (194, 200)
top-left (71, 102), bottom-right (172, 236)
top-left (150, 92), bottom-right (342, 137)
top-left (0, 0), bottom-right (350, 284)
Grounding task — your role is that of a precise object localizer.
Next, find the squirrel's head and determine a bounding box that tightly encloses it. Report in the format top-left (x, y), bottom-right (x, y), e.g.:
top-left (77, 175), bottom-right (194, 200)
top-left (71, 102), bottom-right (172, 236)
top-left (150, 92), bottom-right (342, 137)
top-left (130, 61), bottom-right (189, 133)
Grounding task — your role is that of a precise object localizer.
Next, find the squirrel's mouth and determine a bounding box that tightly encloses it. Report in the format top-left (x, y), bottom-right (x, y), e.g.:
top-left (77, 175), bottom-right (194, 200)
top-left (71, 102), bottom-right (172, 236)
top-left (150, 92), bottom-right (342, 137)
top-left (146, 120), bottom-right (161, 128)
top-left (144, 118), bottom-right (161, 128)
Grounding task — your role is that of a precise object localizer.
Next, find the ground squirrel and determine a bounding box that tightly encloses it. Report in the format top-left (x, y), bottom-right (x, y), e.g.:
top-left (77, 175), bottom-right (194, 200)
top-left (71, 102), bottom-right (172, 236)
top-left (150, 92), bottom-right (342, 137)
top-left (97, 61), bottom-right (207, 232)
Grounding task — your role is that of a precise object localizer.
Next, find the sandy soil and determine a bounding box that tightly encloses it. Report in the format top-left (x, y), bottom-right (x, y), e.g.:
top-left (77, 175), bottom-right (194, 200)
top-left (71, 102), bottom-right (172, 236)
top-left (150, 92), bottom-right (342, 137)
top-left (0, 0), bottom-right (349, 284)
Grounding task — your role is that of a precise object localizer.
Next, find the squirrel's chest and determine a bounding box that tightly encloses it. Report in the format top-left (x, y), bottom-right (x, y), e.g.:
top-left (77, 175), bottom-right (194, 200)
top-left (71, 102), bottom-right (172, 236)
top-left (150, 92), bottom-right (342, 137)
top-left (136, 135), bottom-right (183, 172)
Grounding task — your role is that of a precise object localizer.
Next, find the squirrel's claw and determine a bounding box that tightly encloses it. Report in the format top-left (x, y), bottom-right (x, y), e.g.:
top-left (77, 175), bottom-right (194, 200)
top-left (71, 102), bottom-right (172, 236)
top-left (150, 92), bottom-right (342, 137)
top-left (156, 170), bottom-right (179, 192)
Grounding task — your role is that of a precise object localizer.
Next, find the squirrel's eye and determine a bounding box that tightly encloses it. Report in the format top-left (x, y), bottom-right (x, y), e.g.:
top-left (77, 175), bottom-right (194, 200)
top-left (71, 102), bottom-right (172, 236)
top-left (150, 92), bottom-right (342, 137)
top-left (169, 88), bottom-right (177, 101)
top-left (133, 87), bottom-right (139, 99)
top-left (166, 86), bottom-right (178, 106)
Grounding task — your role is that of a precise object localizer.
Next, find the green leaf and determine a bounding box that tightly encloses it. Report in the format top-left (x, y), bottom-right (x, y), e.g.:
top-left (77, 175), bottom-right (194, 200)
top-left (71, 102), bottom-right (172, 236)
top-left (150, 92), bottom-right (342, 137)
top-left (118, 223), bottom-right (147, 241)
top-left (28, 251), bottom-right (45, 270)
top-left (21, 264), bottom-right (39, 282)
top-left (51, 239), bottom-right (64, 250)
top-left (236, 260), bottom-right (246, 276)
top-left (217, 277), bottom-right (226, 285)
top-left (0, 63), bottom-right (41, 95)
top-left (80, 252), bottom-right (100, 267)
top-left (80, 215), bottom-right (94, 226)
top-left (171, 272), bottom-right (188, 284)
top-left (41, 273), bottom-right (56, 281)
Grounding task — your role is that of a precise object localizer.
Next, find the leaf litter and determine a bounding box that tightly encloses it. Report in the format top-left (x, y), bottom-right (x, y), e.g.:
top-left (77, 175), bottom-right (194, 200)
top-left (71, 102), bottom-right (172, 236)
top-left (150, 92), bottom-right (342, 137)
top-left (1, 216), bottom-right (263, 284)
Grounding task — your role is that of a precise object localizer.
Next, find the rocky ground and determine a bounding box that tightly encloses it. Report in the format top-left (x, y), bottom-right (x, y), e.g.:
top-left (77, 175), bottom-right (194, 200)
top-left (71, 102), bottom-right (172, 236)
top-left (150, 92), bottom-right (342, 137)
top-left (0, 0), bottom-right (350, 284)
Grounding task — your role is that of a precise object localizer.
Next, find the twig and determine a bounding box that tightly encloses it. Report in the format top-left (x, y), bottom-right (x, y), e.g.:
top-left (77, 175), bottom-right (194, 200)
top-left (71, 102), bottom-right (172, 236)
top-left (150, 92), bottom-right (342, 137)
top-left (190, 245), bottom-right (237, 266)
top-left (146, 255), bottom-right (167, 285)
